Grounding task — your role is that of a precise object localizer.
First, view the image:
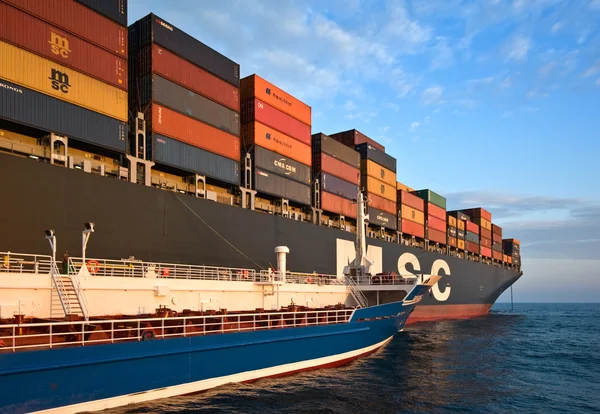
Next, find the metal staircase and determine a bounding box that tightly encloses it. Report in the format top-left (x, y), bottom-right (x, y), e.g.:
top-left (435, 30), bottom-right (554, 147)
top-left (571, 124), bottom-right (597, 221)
top-left (344, 275), bottom-right (368, 308)
top-left (51, 263), bottom-right (89, 321)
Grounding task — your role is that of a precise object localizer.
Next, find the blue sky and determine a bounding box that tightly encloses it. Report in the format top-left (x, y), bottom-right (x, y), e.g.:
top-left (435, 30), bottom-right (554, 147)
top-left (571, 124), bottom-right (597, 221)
top-left (129, 0), bottom-right (600, 302)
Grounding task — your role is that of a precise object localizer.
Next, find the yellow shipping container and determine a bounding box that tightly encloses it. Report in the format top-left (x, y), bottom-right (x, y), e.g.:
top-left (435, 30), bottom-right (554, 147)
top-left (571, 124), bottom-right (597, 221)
top-left (363, 175), bottom-right (396, 203)
top-left (400, 204), bottom-right (425, 225)
top-left (478, 217), bottom-right (492, 231)
top-left (362, 159), bottom-right (396, 187)
top-left (458, 239), bottom-right (465, 250)
top-left (396, 181), bottom-right (413, 192)
top-left (457, 220), bottom-right (465, 231)
top-left (0, 40), bottom-right (127, 122)
top-left (447, 215), bottom-right (457, 228)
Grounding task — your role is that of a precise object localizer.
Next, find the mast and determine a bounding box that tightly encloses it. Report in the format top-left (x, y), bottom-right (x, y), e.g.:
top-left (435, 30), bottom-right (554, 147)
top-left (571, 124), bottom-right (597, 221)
top-left (343, 187), bottom-right (373, 276)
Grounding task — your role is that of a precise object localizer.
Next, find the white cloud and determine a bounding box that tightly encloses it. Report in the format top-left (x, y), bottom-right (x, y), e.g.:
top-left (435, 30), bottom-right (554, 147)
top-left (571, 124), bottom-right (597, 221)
top-left (537, 62), bottom-right (555, 77)
top-left (455, 99), bottom-right (479, 109)
top-left (504, 35), bottom-right (532, 62)
top-left (499, 76), bottom-right (513, 89)
top-left (409, 122), bottom-right (420, 131)
top-left (382, 126), bottom-right (391, 133)
top-left (590, 0), bottom-right (600, 10)
top-left (551, 21), bottom-right (564, 32)
top-left (344, 100), bottom-right (357, 112)
top-left (582, 60), bottom-right (600, 78)
top-left (421, 86), bottom-right (444, 105)
top-left (527, 88), bottom-right (550, 99)
top-left (430, 37), bottom-right (454, 70)
top-left (385, 2), bottom-right (433, 51)
top-left (596, 78), bottom-right (600, 86)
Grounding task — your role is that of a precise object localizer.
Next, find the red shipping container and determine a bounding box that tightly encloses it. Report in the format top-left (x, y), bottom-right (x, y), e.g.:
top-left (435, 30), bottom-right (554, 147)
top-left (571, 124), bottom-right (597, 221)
top-left (466, 241), bottom-right (479, 254)
top-left (480, 237), bottom-right (492, 248)
top-left (241, 98), bottom-right (310, 145)
top-left (398, 190), bottom-right (424, 211)
top-left (493, 233), bottom-right (502, 243)
top-left (400, 218), bottom-right (425, 238)
top-left (330, 129), bottom-right (385, 152)
top-left (151, 104), bottom-right (240, 161)
top-left (465, 220), bottom-right (479, 234)
top-left (427, 215), bottom-right (446, 232)
top-left (480, 227), bottom-right (492, 240)
top-left (321, 191), bottom-right (357, 219)
top-left (5, 0), bottom-right (126, 57)
top-left (426, 202), bottom-right (446, 220)
top-left (492, 223), bottom-right (503, 236)
top-left (0, 3), bottom-right (126, 90)
top-left (367, 192), bottom-right (396, 215)
top-left (481, 246), bottom-right (492, 258)
top-left (493, 250), bottom-right (503, 261)
top-left (150, 44), bottom-right (240, 112)
top-left (320, 154), bottom-right (360, 185)
top-left (242, 122), bottom-right (311, 166)
top-left (447, 236), bottom-right (457, 247)
top-left (428, 228), bottom-right (446, 244)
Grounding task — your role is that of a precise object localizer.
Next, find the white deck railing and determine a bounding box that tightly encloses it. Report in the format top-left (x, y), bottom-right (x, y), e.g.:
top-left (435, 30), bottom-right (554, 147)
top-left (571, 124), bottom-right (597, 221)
top-left (0, 252), bottom-right (53, 274)
top-left (352, 275), bottom-right (418, 286)
top-left (0, 308), bottom-right (354, 353)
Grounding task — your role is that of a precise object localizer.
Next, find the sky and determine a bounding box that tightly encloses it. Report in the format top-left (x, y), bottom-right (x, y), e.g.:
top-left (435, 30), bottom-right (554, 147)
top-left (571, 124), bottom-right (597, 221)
top-left (128, 0), bottom-right (600, 302)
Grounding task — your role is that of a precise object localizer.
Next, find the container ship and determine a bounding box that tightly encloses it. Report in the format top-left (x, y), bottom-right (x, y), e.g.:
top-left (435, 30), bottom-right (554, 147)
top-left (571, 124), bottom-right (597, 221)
top-left (0, 0), bottom-right (522, 327)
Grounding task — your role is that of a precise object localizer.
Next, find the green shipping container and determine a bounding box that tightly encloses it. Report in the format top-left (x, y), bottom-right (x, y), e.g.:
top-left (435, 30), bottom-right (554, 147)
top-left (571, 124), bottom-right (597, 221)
top-left (411, 189), bottom-right (446, 209)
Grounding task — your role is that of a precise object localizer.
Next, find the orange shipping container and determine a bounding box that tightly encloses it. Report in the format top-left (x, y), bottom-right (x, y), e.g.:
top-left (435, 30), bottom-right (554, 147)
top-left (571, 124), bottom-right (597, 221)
top-left (363, 175), bottom-right (396, 203)
top-left (426, 202), bottom-right (446, 220)
top-left (400, 204), bottom-right (425, 225)
top-left (321, 191), bottom-right (357, 219)
top-left (242, 122), bottom-right (311, 166)
top-left (320, 153), bottom-right (360, 185)
top-left (475, 216), bottom-right (492, 231)
top-left (396, 181), bottom-right (413, 193)
top-left (152, 105), bottom-right (240, 161)
top-left (241, 74), bottom-right (311, 126)
top-left (457, 220), bottom-right (465, 231)
top-left (0, 40), bottom-right (127, 121)
top-left (367, 192), bottom-right (396, 215)
top-left (458, 239), bottom-right (465, 250)
top-left (361, 159), bottom-right (396, 187)
top-left (448, 236), bottom-right (457, 248)
top-left (447, 215), bottom-right (457, 228)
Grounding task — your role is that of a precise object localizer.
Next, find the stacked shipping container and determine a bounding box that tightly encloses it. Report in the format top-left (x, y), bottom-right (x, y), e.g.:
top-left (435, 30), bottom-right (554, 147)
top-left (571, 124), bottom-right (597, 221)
top-left (503, 239), bottom-right (521, 267)
top-left (241, 74), bottom-right (312, 205)
top-left (397, 190), bottom-right (425, 238)
top-left (354, 141), bottom-right (398, 230)
top-left (461, 208), bottom-right (492, 258)
top-left (412, 190), bottom-right (447, 245)
top-left (312, 133), bottom-right (360, 218)
top-left (448, 211), bottom-right (470, 251)
top-left (0, 0), bottom-right (128, 152)
top-left (492, 224), bottom-right (503, 261)
top-left (128, 13), bottom-right (241, 185)
top-left (330, 129), bottom-right (385, 152)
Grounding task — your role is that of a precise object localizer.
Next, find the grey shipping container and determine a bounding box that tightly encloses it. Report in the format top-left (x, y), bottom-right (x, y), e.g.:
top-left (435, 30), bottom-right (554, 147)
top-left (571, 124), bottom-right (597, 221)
top-left (312, 133), bottom-right (360, 168)
top-left (0, 78), bottom-right (126, 152)
top-left (457, 229), bottom-right (465, 239)
top-left (129, 14), bottom-right (240, 87)
top-left (254, 169), bottom-right (311, 205)
top-left (320, 172), bottom-right (358, 200)
top-left (466, 231), bottom-right (479, 244)
top-left (142, 74), bottom-right (240, 136)
top-left (354, 143), bottom-right (396, 173)
top-left (153, 134), bottom-right (240, 185)
top-left (254, 146), bottom-right (311, 185)
top-left (76, 0), bottom-right (127, 26)
top-left (448, 226), bottom-right (457, 238)
top-left (367, 207), bottom-right (398, 230)
top-left (492, 242), bottom-right (502, 252)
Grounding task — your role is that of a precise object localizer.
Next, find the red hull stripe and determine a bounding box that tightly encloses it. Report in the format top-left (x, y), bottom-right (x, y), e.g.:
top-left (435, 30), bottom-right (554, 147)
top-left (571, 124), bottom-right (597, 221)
top-left (406, 304), bottom-right (492, 324)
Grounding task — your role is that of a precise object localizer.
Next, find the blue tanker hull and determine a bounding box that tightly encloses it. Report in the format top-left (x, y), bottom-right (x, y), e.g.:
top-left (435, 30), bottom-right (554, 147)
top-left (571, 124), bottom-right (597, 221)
top-left (0, 289), bottom-right (428, 414)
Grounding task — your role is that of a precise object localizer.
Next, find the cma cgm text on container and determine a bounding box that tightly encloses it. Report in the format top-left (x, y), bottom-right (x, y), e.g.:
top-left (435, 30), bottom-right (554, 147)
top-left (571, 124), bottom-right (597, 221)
top-left (0, 40), bottom-right (127, 121)
top-left (0, 2), bottom-right (127, 90)
top-left (5, 0), bottom-right (127, 57)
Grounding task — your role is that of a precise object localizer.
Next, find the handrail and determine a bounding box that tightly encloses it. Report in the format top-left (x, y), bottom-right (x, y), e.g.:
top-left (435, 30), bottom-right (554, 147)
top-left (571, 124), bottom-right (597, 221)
top-left (50, 263), bottom-right (72, 316)
top-left (352, 275), bottom-right (418, 286)
top-left (257, 270), bottom-right (338, 285)
top-left (68, 256), bottom-right (257, 281)
top-left (69, 271), bottom-right (89, 322)
top-left (0, 308), bottom-right (355, 353)
top-left (343, 276), bottom-right (368, 308)
top-left (0, 251), bottom-right (53, 274)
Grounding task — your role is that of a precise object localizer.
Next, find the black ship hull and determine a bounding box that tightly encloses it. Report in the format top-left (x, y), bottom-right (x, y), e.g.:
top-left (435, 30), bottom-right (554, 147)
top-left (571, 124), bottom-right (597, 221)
top-left (0, 153), bottom-right (521, 322)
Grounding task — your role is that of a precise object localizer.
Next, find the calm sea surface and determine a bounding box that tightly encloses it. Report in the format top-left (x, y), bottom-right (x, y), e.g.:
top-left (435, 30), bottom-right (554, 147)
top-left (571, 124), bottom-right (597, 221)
top-left (107, 303), bottom-right (600, 414)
